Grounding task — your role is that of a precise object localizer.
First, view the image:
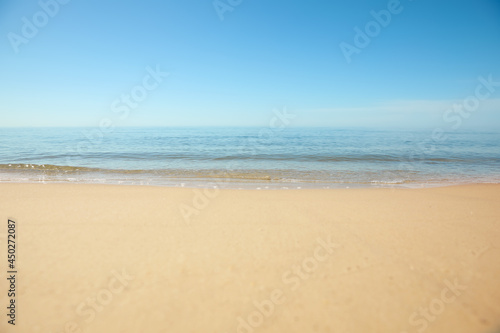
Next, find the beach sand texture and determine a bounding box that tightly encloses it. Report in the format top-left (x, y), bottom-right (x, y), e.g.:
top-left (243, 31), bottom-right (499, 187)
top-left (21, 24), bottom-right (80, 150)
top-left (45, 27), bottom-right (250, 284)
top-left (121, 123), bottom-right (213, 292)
top-left (0, 183), bottom-right (499, 333)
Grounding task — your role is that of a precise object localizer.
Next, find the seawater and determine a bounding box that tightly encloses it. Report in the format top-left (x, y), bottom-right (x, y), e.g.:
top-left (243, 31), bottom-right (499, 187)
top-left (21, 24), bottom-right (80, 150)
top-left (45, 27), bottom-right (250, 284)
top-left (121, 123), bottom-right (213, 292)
top-left (0, 127), bottom-right (499, 189)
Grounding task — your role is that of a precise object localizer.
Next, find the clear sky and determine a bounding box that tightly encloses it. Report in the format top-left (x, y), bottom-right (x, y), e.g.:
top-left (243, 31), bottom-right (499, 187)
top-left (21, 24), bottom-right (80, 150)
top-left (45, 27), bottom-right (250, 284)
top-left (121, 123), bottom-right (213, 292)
top-left (1, 0), bottom-right (499, 129)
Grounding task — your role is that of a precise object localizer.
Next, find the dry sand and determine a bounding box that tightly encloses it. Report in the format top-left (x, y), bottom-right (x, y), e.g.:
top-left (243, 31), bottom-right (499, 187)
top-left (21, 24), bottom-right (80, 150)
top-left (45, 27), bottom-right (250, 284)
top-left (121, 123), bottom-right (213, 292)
top-left (0, 183), bottom-right (499, 333)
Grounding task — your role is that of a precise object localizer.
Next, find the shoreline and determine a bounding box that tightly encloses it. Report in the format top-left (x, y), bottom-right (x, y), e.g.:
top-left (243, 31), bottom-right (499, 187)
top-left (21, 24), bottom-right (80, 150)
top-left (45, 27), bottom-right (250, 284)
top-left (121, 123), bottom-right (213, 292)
top-left (2, 181), bottom-right (500, 190)
top-left (1, 177), bottom-right (500, 190)
top-left (2, 157), bottom-right (500, 190)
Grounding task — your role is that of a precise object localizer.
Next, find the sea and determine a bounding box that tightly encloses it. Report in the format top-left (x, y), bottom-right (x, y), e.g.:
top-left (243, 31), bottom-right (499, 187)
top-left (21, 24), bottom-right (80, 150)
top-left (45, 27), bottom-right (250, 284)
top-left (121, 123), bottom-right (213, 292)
top-left (0, 127), bottom-right (499, 189)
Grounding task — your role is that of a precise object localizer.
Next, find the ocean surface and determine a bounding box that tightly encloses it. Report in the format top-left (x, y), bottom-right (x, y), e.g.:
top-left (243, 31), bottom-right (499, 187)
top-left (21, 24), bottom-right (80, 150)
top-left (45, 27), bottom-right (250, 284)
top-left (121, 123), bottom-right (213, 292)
top-left (0, 127), bottom-right (499, 189)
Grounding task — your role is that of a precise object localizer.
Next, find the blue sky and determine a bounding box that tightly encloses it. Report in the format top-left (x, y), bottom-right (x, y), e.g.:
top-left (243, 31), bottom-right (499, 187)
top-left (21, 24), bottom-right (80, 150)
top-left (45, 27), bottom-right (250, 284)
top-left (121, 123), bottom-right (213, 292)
top-left (1, 0), bottom-right (499, 128)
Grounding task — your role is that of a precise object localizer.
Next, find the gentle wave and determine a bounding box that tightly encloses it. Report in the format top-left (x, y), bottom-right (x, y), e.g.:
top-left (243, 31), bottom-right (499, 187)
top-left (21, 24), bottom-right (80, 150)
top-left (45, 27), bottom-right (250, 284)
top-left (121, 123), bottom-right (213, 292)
top-left (0, 164), bottom-right (103, 172)
top-left (1, 163), bottom-right (499, 189)
top-left (0, 164), bottom-right (276, 180)
top-left (211, 154), bottom-right (500, 163)
top-left (1, 128), bottom-right (499, 188)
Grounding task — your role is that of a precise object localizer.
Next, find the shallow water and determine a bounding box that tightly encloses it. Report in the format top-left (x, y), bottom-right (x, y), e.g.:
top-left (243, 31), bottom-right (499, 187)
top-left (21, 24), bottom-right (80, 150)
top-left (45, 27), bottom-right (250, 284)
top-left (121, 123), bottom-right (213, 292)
top-left (0, 127), bottom-right (499, 188)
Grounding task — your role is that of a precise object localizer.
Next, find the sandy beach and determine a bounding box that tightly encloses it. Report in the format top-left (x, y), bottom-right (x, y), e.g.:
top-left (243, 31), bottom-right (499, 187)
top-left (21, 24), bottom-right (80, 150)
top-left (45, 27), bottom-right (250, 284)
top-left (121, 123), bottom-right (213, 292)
top-left (0, 183), bottom-right (499, 333)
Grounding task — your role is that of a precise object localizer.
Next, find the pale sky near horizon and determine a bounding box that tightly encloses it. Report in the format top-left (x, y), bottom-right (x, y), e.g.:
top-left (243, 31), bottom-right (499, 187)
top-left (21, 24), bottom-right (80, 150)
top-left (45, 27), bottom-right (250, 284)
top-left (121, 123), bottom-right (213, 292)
top-left (0, 0), bottom-right (499, 129)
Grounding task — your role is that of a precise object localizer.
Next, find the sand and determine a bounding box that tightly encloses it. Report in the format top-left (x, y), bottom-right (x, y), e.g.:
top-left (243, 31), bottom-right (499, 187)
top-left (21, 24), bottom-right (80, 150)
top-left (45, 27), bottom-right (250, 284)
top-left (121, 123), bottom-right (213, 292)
top-left (0, 183), bottom-right (499, 333)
